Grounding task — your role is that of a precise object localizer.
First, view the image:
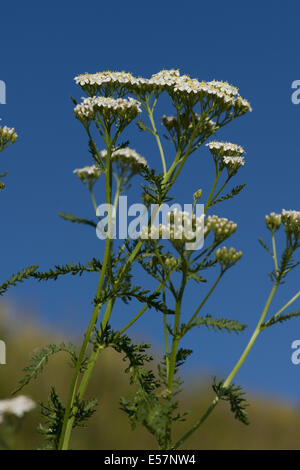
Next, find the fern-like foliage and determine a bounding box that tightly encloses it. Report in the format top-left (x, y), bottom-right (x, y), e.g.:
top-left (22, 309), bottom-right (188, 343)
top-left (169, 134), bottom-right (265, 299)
top-left (261, 310), bottom-right (300, 330)
top-left (181, 314), bottom-right (247, 336)
top-left (38, 387), bottom-right (98, 449)
top-left (212, 377), bottom-right (249, 425)
top-left (258, 237), bottom-right (273, 257)
top-left (120, 393), bottom-right (177, 449)
top-left (37, 387), bottom-right (65, 449)
top-left (94, 326), bottom-right (183, 448)
top-left (94, 325), bottom-right (158, 391)
top-left (140, 167), bottom-right (173, 206)
top-left (32, 259), bottom-right (102, 282)
top-left (13, 343), bottom-right (78, 394)
top-left (58, 212), bottom-right (97, 228)
top-left (93, 279), bottom-right (174, 315)
top-left (273, 246), bottom-right (300, 284)
top-left (175, 348), bottom-right (193, 369)
top-left (209, 183), bottom-right (246, 208)
top-left (0, 265), bottom-right (39, 296)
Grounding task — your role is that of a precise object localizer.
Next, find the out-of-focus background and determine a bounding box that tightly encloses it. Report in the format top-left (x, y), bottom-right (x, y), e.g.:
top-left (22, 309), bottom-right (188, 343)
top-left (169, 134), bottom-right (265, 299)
top-left (1, 0), bottom-right (300, 449)
top-left (0, 306), bottom-right (300, 450)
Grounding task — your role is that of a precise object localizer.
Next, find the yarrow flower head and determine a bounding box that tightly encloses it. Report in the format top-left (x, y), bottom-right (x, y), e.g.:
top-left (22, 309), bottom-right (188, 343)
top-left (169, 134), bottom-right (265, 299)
top-left (100, 147), bottom-right (148, 178)
top-left (206, 141), bottom-right (245, 157)
top-left (167, 74), bottom-right (251, 115)
top-left (265, 212), bottom-right (282, 232)
top-left (206, 141), bottom-right (246, 174)
top-left (148, 69), bottom-right (180, 88)
top-left (74, 69), bottom-right (251, 119)
top-left (216, 246), bottom-right (243, 269)
top-left (0, 395), bottom-right (36, 423)
top-left (0, 122), bottom-right (18, 152)
top-left (208, 80), bottom-right (239, 97)
top-left (140, 208), bottom-right (204, 249)
top-left (281, 209), bottom-right (300, 239)
top-left (205, 215), bottom-right (237, 241)
top-left (75, 70), bottom-right (137, 88)
top-left (222, 156), bottom-right (245, 170)
top-left (74, 96), bottom-right (142, 123)
top-left (74, 70), bottom-right (151, 95)
top-left (73, 164), bottom-right (101, 185)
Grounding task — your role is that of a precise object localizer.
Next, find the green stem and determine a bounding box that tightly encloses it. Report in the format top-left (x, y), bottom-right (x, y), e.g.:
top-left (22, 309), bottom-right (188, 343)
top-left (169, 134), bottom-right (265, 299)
top-left (163, 291), bottom-right (170, 379)
top-left (76, 299), bottom-right (115, 401)
top-left (167, 298), bottom-right (182, 391)
top-left (204, 171), bottom-right (221, 212)
top-left (164, 258), bottom-right (188, 449)
top-left (90, 189), bottom-right (98, 212)
top-left (146, 102), bottom-right (167, 176)
top-left (173, 280), bottom-right (279, 450)
top-left (273, 290), bottom-right (300, 318)
top-left (183, 273), bottom-right (223, 334)
top-left (172, 397), bottom-right (220, 450)
top-left (210, 175), bottom-right (231, 205)
top-left (272, 231), bottom-right (279, 275)
top-left (164, 297), bottom-right (182, 449)
top-left (223, 281), bottom-right (279, 386)
top-left (58, 137), bottom-right (113, 450)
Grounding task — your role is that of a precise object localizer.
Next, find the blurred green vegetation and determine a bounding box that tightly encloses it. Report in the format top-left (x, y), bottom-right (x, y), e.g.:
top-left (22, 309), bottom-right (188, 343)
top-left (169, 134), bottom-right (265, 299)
top-left (0, 304), bottom-right (299, 450)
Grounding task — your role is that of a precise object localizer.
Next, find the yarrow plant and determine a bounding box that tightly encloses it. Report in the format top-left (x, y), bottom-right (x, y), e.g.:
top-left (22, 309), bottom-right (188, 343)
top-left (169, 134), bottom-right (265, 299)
top-left (5, 68), bottom-right (300, 450)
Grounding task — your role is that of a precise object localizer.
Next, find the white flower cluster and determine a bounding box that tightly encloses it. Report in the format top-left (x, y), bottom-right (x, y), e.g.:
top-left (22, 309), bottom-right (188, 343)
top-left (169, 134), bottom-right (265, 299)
top-left (73, 164), bottom-right (101, 181)
top-left (265, 209), bottom-right (300, 237)
top-left (148, 69), bottom-right (180, 87)
top-left (0, 395), bottom-right (36, 423)
top-left (169, 75), bottom-right (251, 113)
top-left (206, 141), bottom-right (246, 172)
top-left (74, 69), bottom-right (184, 95)
top-left (140, 209), bottom-right (204, 244)
top-left (265, 212), bottom-right (282, 232)
top-left (75, 70), bottom-right (151, 93)
top-left (74, 69), bottom-right (251, 114)
top-left (0, 123), bottom-right (18, 151)
top-left (100, 147), bottom-right (148, 172)
top-left (281, 209), bottom-right (300, 236)
top-left (205, 215), bottom-right (237, 241)
top-left (222, 155), bottom-right (245, 170)
top-left (216, 246), bottom-right (243, 268)
top-left (208, 80), bottom-right (239, 97)
top-left (206, 141), bottom-right (245, 156)
top-left (74, 96), bottom-right (142, 121)
top-left (75, 71), bottom-right (138, 87)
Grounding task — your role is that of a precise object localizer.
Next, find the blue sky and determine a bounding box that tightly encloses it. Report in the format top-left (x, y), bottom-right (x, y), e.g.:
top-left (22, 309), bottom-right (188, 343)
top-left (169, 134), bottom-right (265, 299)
top-left (1, 0), bottom-right (300, 404)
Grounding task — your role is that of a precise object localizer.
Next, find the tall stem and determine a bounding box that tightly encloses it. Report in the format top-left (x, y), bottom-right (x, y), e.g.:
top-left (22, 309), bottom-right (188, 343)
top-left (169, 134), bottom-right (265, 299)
top-left (58, 137), bottom-right (113, 450)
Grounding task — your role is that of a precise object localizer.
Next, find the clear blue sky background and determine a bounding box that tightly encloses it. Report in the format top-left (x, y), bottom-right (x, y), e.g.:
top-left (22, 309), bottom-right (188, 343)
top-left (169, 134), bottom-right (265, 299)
top-left (1, 0), bottom-right (300, 404)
